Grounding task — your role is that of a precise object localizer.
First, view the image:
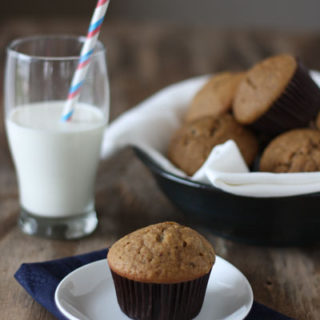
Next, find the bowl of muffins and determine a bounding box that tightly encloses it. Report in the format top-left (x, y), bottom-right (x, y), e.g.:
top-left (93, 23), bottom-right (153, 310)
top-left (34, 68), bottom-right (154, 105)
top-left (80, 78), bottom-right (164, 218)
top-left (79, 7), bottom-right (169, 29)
top-left (133, 54), bottom-right (320, 246)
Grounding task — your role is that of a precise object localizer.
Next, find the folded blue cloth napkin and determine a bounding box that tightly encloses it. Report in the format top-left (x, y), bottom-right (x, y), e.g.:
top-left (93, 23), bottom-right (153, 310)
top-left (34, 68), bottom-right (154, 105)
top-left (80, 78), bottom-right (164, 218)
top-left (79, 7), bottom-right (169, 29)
top-left (14, 248), bottom-right (294, 320)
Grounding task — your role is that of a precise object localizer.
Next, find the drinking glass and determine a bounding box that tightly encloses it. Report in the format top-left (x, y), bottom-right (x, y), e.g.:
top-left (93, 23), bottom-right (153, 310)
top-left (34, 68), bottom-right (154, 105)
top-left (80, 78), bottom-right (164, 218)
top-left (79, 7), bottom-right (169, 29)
top-left (4, 35), bottom-right (109, 239)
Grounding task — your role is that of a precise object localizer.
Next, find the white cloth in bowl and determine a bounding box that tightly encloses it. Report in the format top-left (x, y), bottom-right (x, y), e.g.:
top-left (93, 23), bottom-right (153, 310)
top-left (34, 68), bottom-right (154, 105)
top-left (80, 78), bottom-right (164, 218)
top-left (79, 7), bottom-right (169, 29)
top-left (102, 74), bottom-right (320, 198)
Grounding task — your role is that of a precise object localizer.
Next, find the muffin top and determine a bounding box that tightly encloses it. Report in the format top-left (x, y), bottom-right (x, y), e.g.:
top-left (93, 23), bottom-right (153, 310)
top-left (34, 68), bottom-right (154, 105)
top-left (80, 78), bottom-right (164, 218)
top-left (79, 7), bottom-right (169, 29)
top-left (168, 114), bottom-right (258, 175)
top-left (107, 222), bottom-right (215, 283)
top-left (185, 71), bottom-right (244, 123)
top-left (233, 54), bottom-right (297, 124)
top-left (260, 129), bottom-right (320, 172)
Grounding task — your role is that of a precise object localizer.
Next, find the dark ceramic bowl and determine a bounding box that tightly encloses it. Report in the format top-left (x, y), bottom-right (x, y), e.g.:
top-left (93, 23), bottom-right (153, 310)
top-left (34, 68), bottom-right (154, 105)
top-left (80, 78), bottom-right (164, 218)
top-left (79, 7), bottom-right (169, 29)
top-left (134, 147), bottom-right (320, 246)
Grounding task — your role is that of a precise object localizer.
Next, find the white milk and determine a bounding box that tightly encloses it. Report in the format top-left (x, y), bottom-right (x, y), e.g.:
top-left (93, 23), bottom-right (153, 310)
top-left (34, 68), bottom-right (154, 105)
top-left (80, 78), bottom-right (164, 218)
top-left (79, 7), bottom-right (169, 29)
top-left (6, 101), bottom-right (106, 218)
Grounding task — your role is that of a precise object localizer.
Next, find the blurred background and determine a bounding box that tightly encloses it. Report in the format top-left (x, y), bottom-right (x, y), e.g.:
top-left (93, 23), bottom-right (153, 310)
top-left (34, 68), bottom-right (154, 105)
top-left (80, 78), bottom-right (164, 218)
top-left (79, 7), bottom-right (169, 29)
top-left (2, 0), bottom-right (320, 120)
top-left (2, 0), bottom-right (320, 31)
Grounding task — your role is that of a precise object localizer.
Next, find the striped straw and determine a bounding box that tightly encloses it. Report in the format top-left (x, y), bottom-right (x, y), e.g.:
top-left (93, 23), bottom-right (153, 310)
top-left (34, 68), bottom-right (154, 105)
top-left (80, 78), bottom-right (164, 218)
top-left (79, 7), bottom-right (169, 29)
top-left (61, 0), bottom-right (110, 122)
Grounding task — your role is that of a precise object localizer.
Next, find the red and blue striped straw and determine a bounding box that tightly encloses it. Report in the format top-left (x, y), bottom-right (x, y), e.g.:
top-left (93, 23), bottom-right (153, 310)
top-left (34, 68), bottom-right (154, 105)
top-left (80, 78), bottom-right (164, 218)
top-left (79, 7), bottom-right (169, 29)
top-left (61, 0), bottom-right (110, 122)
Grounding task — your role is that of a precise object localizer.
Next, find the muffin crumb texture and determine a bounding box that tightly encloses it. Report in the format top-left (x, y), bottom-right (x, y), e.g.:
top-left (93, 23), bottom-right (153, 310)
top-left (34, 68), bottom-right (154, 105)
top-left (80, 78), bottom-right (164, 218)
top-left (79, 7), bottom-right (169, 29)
top-left (168, 114), bottom-right (258, 175)
top-left (233, 54), bottom-right (297, 124)
top-left (260, 129), bottom-right (320, 172)
top-left (107, 222), bottom-right (215, 283)
top-left (185, 71), bottom-right (244, 122)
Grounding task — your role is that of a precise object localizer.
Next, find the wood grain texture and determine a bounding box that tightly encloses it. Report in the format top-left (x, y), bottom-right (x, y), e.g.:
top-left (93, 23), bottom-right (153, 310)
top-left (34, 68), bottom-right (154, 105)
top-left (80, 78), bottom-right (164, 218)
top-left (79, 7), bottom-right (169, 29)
top-left (1, 17), bottom-right (320, 320)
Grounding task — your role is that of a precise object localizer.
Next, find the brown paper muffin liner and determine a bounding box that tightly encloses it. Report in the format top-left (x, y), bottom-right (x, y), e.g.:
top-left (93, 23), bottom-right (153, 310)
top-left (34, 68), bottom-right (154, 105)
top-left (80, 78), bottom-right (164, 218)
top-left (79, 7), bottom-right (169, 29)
top-left (251, 61), bottom-right (320, 136)
top-left (110, 270), bottom-right (211, 320)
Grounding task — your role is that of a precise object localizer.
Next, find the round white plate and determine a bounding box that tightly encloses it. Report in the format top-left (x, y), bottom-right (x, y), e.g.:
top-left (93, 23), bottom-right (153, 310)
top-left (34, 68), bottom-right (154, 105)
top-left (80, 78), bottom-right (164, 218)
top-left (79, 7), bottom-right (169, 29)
top-left (55, 256), bottom-right (253, 320)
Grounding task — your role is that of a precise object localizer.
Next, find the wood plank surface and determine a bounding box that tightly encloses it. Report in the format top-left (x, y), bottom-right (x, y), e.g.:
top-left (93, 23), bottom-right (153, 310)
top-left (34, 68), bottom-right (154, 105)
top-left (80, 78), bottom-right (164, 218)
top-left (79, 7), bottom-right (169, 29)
top-left (1, 17), bottom-right (320, 320)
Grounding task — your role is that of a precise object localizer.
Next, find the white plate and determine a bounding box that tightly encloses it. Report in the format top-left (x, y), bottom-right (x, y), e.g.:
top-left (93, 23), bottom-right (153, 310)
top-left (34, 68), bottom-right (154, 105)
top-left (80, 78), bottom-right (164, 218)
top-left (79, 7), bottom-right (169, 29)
top-left (55, 256), bottom-right (253, 320)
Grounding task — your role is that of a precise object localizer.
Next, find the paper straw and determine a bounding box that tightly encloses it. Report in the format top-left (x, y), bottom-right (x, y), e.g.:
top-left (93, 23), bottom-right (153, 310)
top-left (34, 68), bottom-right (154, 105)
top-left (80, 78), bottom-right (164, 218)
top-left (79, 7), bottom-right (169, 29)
top-left (61, 0), bottom-right (110, 122)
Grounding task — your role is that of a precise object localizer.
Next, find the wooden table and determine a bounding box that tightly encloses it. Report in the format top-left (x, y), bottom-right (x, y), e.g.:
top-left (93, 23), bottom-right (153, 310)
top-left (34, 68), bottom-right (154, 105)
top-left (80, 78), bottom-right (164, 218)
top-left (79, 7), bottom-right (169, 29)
top-left (1, 17), bottom-right (320, 320)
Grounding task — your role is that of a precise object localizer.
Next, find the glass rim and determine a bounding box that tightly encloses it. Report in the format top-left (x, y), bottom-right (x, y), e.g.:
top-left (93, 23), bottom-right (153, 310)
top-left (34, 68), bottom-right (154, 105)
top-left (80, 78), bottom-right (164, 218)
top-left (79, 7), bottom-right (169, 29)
top-left (6, 34), bottom-right (106, 61)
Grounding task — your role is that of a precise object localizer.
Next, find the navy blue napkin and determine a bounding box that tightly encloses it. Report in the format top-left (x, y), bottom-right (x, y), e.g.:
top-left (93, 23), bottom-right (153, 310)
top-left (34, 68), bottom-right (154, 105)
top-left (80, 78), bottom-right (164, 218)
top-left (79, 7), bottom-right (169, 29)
top-left (15, 248), bottom-right (294, 320)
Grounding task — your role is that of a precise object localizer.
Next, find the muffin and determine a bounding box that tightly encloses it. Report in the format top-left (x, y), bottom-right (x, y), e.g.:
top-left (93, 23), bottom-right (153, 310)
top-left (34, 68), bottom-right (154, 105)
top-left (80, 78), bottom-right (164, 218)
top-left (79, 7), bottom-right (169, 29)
top-left (233, 54), bottom-right (320, 136)
top-left (260, 129), bottom-right (320, 172)
top-left (185, 71), bottom-right (245, 123)
top-left (168, 114), bottom-right (259, 175)
top-left (107, 222), bottom-right (215, 320)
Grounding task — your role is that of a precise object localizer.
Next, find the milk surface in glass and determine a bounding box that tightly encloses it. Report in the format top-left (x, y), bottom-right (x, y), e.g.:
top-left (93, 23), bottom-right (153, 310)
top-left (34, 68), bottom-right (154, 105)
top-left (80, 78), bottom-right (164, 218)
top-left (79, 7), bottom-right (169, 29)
top-left (6, 101), bottom-right (106, 217)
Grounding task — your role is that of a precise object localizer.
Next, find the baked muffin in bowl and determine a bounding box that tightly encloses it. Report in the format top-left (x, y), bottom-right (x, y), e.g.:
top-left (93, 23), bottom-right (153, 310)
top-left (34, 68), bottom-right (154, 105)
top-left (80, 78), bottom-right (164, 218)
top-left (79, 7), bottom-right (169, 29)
top-left (103, 54), bottom-right (320, 245)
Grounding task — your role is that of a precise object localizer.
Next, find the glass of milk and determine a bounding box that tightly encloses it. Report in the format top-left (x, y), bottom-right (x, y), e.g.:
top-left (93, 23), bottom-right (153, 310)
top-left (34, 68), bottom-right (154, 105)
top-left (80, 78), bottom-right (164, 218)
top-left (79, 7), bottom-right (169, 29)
top-left (4, 35), bottom-right (109, 239)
